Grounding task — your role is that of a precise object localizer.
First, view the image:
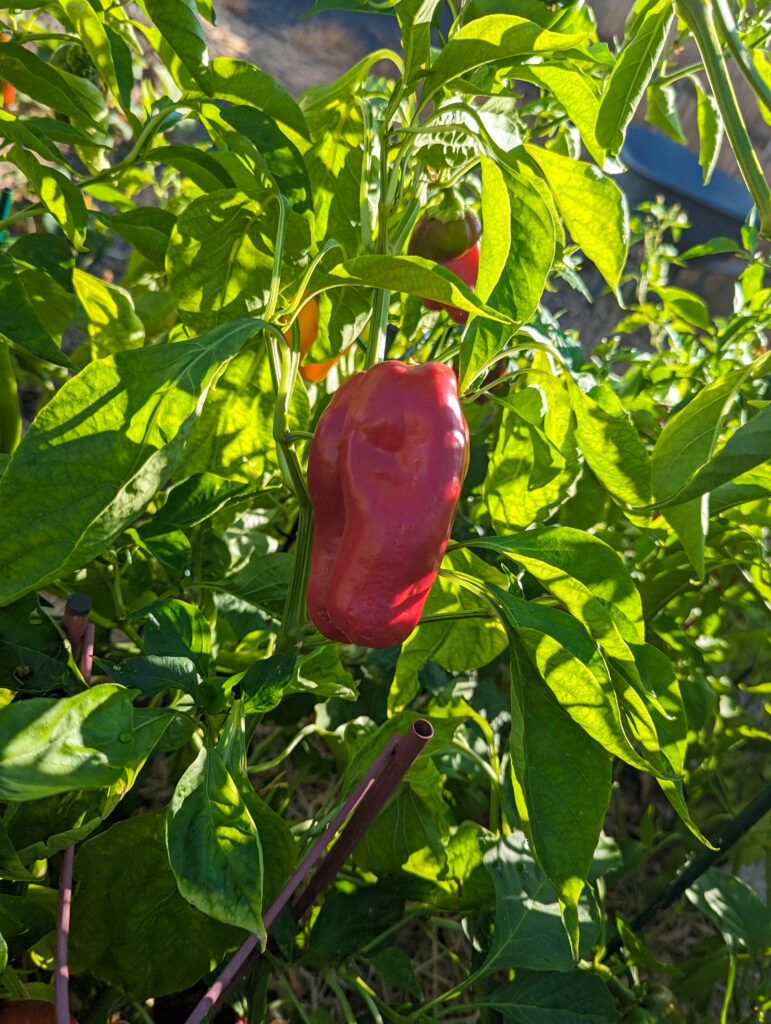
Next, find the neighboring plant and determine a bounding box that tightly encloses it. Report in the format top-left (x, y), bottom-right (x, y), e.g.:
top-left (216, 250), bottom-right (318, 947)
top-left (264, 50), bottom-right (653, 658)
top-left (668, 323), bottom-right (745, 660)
top-left (0, 1), bottom-right (769, 1022)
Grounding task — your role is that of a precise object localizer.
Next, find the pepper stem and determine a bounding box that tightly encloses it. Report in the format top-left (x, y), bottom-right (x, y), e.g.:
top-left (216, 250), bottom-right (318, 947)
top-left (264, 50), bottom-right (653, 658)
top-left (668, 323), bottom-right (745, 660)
top-left (674, 0), bottom-right (771, 239)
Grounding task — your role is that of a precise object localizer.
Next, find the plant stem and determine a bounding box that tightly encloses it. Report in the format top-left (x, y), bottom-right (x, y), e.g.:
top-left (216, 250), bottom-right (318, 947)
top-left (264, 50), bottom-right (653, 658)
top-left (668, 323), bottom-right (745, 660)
top-left (674, 0), bottom-right (771, 239)
top-left (418, 608), bottom-right (496, 624)
top-left (0, 340), bottom-right (21, 454)
top-left (603, 780), bottom-right (771, 959)
top-left (712, 0), bottom-right (771, 114)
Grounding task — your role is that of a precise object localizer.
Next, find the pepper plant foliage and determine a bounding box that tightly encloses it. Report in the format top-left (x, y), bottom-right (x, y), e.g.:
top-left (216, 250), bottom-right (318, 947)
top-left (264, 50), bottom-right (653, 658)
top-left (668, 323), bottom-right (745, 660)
top-left (0, 0), bottom-right (770, 1020)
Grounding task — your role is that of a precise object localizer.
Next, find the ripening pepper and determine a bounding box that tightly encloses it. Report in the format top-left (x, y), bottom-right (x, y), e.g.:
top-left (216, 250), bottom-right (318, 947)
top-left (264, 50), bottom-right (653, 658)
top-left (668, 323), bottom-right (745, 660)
top-left (283, 296), bottom-right (354, 383)
top-left (306, 360), bottom-right (469, 648)
top-left (408, 205), bottom-right (481, 325)
top-left (0, 32), bottom-right (14, 108)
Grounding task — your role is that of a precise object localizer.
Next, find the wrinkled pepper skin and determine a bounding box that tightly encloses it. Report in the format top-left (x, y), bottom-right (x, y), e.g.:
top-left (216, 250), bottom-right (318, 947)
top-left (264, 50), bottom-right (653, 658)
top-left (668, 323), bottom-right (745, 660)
top-left (307, 361), bottom-right (469, 648)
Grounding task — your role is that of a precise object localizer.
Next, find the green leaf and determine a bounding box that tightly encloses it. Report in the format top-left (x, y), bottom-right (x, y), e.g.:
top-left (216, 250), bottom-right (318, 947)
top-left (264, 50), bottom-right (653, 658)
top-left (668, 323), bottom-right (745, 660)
top-left (187, 57), bottom-right (308, 137)
top-left (210, 551), bottom-right (292, 619)
top-left (176, 348), bottom-right (274, 484)
top-left (72, 268), bottom-right (145, 356)
top-left (483, 371), bottom-right (577, 531)
top-left (167, 189), bottom-right (311, 332)
top-left (9, 145), bottom-right (89, 250)
top-left (71, 810), bottom-right (241, 1000)
top-left (423, 16), bottom-right (587, 99)
top-left (571, 383), bottom-right (651, 508)
top-left (524, 145), bottom-right (629, 294)
top-left (152, 473), bottom-right (270, 529)
top-left (6, 233), bottom-right (75, 293)
top-left (289, 644), bottom-right (358, 701)
top-left (0, 820), bottom-right (33, 881)
top-left (0, 40), bottom-right (105, 127)
top-left (322, 254), bottom-right (509, 323)
top-left (238, 650), bottom-right (298, 714)
top-left (300, 51), bottom-right (394, 253)
top-left (218, 106), bottom-right (313, 215)
top-left (216, 704), bottom-right (296, 907)
top-left (470, 525), bottom-right (644, 651)
top-left (390, 549), bottom-right (508, 712)
top-left (145, 599), bottom-right (211, 674)
top-left (0, 593), bottom-right (83, 694)
top-left (0, 893), bottom-right (55, 959)
top-left (397, 0), bottom-right (440, 83)
top-left (650, 365), bottom-right (757, 573)
top-left (143, 144), bottom-right (236, 191)
top-left (306, 884), bottom-right (405, 965)
top-left (60, 0), bottom-right (121, 102)
top-left (99, 654), bottom-right (199, 699)
top-left (596, 0), bottom-right (674, 154)
top-left (4, 707), bottom-right (174, 862)
top-left (0, 109), bottom-right (72, 166)
top-left (508, 636), bottom-right (612, 956)
top-left (492, 590), bottom-right (658, 774)
top-left (473, 968), bottom-right (617, 1022)
top-left (635, 643), bottom-right (711, 846)
top-left (367, 946), bottom-right (421, 999)
top-left (686, 868), bottom-right (771, 955)
top-left (105, 24), bottom-right (134, 109)
top-left (529, 63), bottom-right (607, 167)
top-left (0, 684), bottom-right (134, 801)
top-left (481, 832), bottom-right (599, 974)
top-left (0, 254), bottom-right (73, 367)
top-left (656, 403), bottom-right (771, 510)
top-left (166, 739), bottom-right (265, 940)
top-left (476, 154), bottom-right (511, 305)
top-left (100, 207), bottom-right (176, 267)
top-left (353, 783), bottom-right (447, 880)
top-left (141, 0), bottom-right (209, 90)
top-left (694, 75), bottom-right (724, 185)
top-left (646, 81), bottom-right (687, 144)
top-left (492, 161), bottom-right (557, 323)
top-left (0, 320), bottom-right (258, 606)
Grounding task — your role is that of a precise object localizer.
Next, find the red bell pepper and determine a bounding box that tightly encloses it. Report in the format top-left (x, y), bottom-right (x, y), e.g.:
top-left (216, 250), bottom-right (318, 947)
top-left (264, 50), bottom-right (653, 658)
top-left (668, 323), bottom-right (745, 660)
top-left (306, 361), bottom-right (469, 648)
top-left (408, 206), bottom-right (481, 325)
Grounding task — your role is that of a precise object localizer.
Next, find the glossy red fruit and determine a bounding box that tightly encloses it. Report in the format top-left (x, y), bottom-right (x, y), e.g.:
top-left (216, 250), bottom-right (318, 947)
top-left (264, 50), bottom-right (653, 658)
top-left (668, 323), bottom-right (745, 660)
top-left (421, 242), bottom-right (480, 324)
top-left (307, 360), bottom-right (469, 648)
top-left (408, 207), bottom-right (481, 324)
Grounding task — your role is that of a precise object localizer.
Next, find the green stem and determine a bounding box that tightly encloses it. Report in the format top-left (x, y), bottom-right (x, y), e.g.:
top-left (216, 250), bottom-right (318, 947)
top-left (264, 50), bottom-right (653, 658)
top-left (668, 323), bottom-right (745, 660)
top-left (674, 0), bottom-right (771, 239)
top-left (0, 340), bottom-right (21, 454)
top-left (654, 60), bottom-right (703, 85)
top-left (409, 963), bottom-right (489, 1019)
top-left (712, 0), bottom-right (771, 114)
top-left (247, 721), bottom-right (318, 773)
top-left (418, 609), bottom-right (496, 624)
top-left (276, 504), bottom-right (313, 651)
top-left (365, 124), bottom-right (393, 370)
top-left (323, 970), bottom-right (357, 1024)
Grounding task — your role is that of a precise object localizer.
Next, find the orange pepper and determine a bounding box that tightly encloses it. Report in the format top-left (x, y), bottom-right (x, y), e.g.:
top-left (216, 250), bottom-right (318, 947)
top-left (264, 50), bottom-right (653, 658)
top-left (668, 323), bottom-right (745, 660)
top-left (0, 33), bottom-right (14, 109)
top-left (283, 296), bottom-right (354, 383)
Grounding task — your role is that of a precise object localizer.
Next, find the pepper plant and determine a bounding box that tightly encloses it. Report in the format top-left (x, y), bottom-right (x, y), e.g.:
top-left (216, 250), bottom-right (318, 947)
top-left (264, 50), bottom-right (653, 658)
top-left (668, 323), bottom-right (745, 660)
top-left (0, 0), bottom-right (769, 1021)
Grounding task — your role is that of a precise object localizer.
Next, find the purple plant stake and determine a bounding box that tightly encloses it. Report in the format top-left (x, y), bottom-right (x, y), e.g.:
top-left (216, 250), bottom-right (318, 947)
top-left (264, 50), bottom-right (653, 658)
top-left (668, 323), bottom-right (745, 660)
top-left (184, 719), bottom-right (434, 1024)
top-left (57, 594), bottom-right (94, 1024)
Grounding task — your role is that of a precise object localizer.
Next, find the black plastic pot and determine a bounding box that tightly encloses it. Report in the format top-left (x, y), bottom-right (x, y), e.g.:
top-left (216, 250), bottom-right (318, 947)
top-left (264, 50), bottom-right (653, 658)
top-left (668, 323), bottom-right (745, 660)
top-left (616, 124), bottom-right (754, 249)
